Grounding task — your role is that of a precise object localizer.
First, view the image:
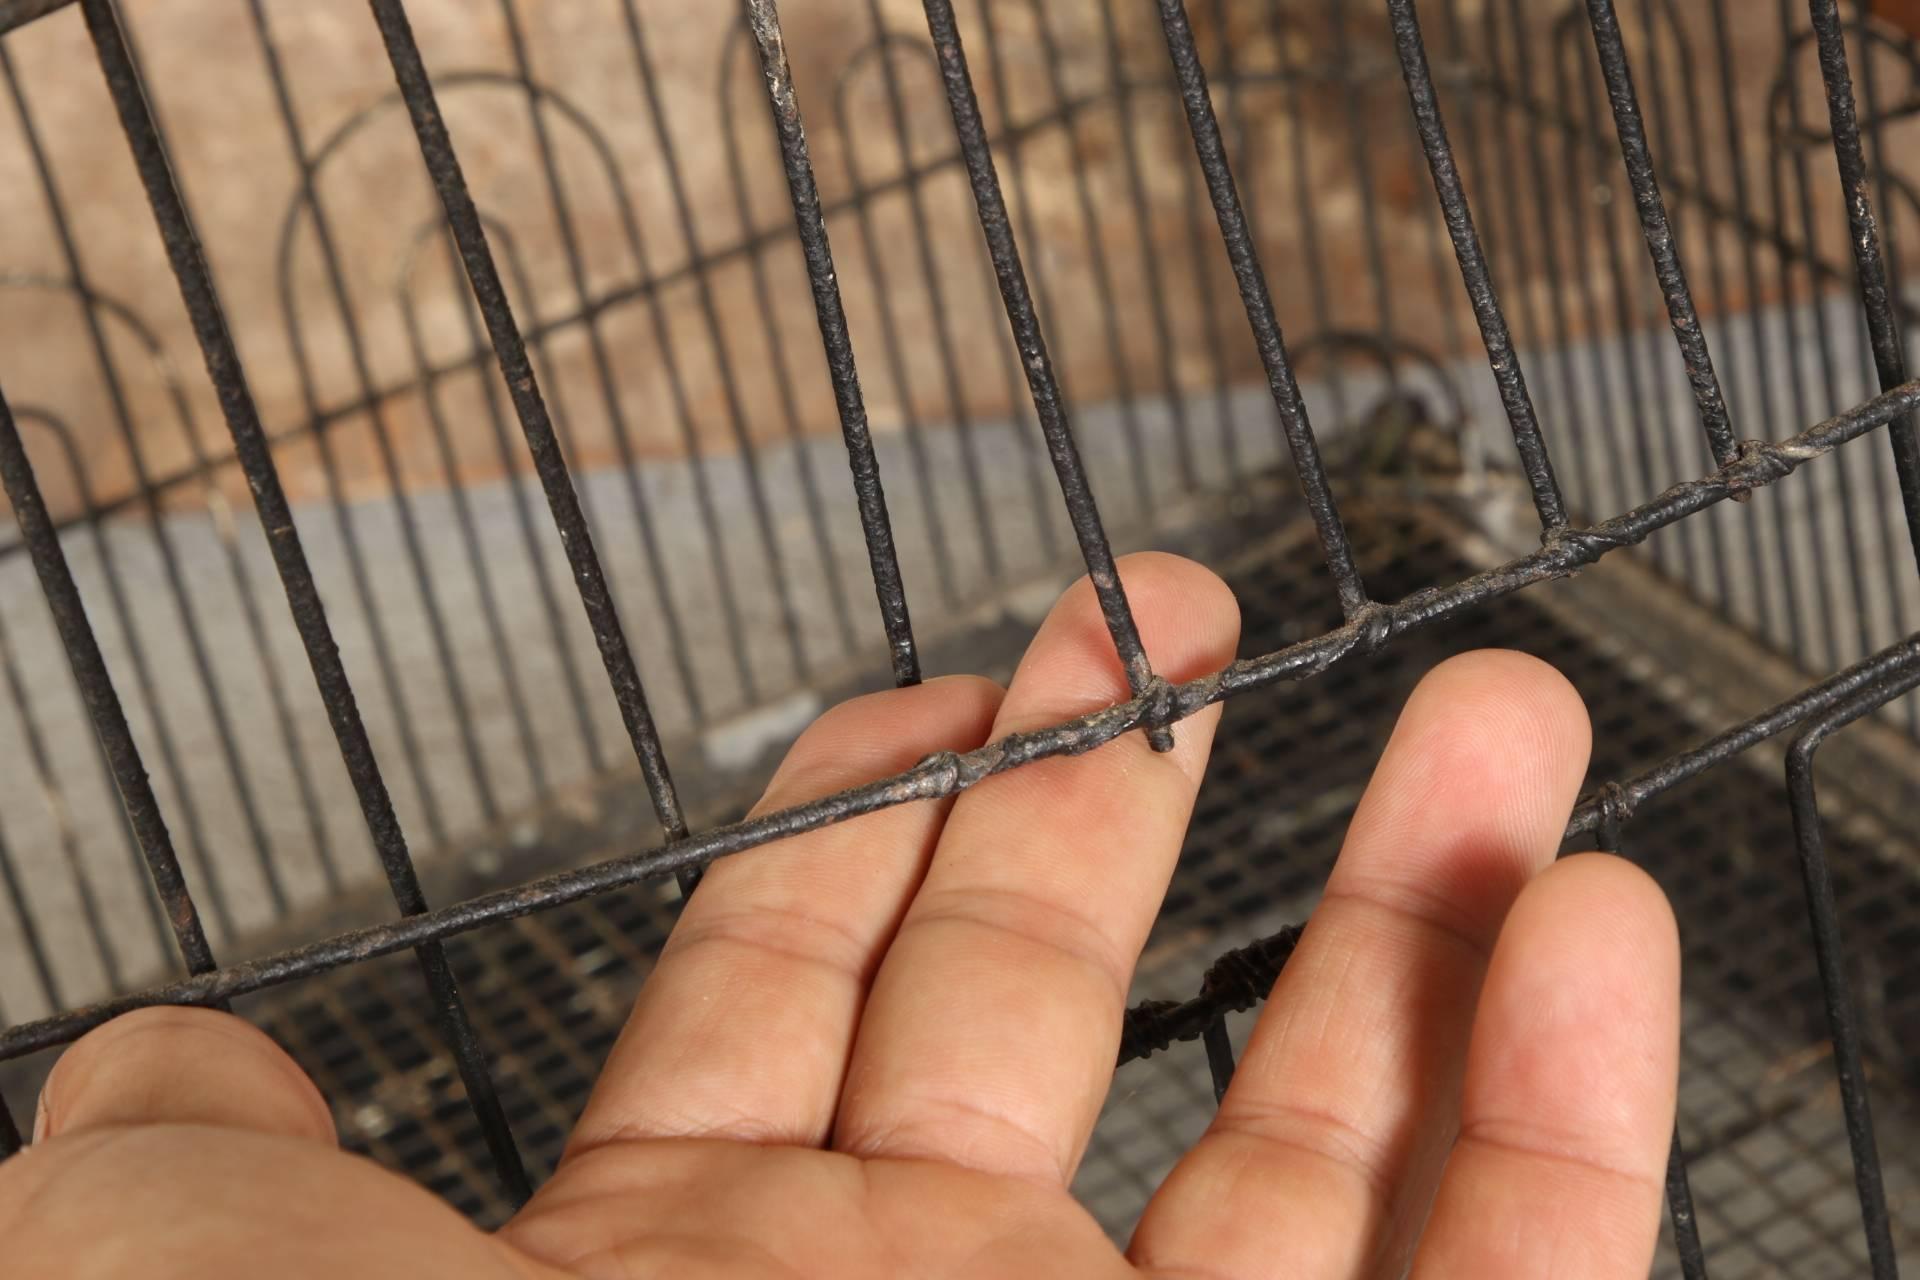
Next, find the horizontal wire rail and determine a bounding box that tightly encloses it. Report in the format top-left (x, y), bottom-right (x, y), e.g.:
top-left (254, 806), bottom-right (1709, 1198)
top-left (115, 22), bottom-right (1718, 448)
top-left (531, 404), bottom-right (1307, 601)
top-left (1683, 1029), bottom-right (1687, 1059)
top-left (3, 370), bottom-right (1917, 1066)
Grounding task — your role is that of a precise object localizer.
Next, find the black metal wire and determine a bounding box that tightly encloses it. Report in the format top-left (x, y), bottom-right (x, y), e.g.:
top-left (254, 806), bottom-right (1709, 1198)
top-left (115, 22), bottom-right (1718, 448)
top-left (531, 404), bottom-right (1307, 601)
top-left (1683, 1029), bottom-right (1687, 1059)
top-left (1088, 0), bottom-right (1198, 495)
top-left (918, 0), bottom-right (1174, 753)
top-left (1386, 0), bottom-right (1568, 530)
top-left (1593, 789), bottom-right (1708, 1279)
top-left (1200, 1018), bottom-right (1236, 1106)
top-left (1784, 658), bottom-right (1920, 1280)
top-left (0, 778), bottom-right (61, 1012)
top-left (1769, 0), bottom-right (1869, 676)
top-left (1807, 0), bottom-right (1920, 574)
top-left (4, 402), bottom-right (181, 958)
top-left (1120, 925), bottom-right (1301, 1068)
top-left (1153, 0), bottom-right (1368, 620)
top-left (0, 46), bottom-right (299, 917)
top-left (0, 384), bottom-right (218, 981)
top-left (1583, 0), bottom-right (1739, 473)
top-left (367, 0), bottom-right (687, 857)
top-left (845, 10), bottom-right (1011, 565)
top-left (965, 2), bottom-right (1077, 559)
top-left (0, 599), bottom-right (118, 994)
top-left (743, 0), bottom-right (921, 686)
top-left (246, 0), bottom-right (499, 842)
top-left (7, 372), bottom-right (1915, 1063)
top-left (395, 223), bottom-right (552, 802)
top-left (714, 20), bottom-right (863, 658)
top-left (76, 0), bottom-right (529, 1201)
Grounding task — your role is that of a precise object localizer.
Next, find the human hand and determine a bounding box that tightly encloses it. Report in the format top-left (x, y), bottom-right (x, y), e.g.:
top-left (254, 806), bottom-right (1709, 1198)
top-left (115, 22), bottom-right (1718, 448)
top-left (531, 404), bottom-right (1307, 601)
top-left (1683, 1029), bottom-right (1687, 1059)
top-left (0, 553), bottom-right (1679, 1278)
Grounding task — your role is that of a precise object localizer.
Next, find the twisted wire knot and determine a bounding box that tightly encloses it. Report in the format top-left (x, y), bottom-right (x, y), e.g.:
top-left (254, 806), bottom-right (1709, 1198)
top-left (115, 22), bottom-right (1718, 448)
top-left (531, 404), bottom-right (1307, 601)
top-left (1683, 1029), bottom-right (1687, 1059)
top-left (1141, 674), bottom-right (1177, 733)
top-left (1116, 924), bottom-right (1306, 1065)
top-left (1596, 780), bottom-right (1633, 850)
top-left (1354, 604), bottom-right (1395, 656)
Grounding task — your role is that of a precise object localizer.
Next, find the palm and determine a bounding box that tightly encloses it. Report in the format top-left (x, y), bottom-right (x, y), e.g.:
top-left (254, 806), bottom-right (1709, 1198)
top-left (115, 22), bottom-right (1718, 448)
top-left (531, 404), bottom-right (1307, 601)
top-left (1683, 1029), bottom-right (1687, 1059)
top-left (4, 557), bottom-right (1680, 1279)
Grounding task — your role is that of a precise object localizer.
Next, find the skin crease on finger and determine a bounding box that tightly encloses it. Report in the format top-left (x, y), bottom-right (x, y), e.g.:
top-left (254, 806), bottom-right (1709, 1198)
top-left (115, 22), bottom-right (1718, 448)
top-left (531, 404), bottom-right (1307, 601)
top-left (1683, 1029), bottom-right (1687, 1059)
top-left (0, 556), bottom-right (1678, 1280)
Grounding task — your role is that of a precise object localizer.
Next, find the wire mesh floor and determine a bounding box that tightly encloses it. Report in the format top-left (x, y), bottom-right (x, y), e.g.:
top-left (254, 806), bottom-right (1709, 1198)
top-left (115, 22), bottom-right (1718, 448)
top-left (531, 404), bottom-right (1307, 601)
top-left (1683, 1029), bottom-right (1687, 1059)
top-left (98, 497), bottom-right (1904, 1275)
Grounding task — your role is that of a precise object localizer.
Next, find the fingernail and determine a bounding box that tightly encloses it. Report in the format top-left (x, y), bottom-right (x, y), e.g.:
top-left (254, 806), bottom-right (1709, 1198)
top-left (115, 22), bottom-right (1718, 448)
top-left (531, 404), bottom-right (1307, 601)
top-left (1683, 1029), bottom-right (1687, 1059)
top-left (31, 1086), bottom-right (51, 1144)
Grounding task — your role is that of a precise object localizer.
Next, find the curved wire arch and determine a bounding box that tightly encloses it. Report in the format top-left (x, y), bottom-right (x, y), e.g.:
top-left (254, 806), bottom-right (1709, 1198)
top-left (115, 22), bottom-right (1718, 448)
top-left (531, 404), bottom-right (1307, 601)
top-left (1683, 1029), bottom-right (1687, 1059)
top-left (0, 276), bottom-right (343, 913)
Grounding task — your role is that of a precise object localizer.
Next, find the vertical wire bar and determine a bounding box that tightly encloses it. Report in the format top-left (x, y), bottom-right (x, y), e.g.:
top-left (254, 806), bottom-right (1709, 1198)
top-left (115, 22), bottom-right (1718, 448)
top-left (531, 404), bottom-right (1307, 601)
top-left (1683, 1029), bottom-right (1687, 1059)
top-left (1265, 0), bottom-right (1354, 435)
top-left (1629, 0), bottom-right (1737, 609)
top-left (1773, 0), bottom-right (1858, 673)
top-left (613, 0), bottom-right (818, 681)
top-left (1410, 22), bottom-right (1468, 458)
top-left (7, 410), bottom-right (175, 957)
top-left (744, 0), bottom-right (920, 685)
top-left (1561, 12), bottom-right (1684, 578)
top-left (396, 233), bottom-right (550, 800)
top-left (1545, 28), bottom-right (1630, 519)
top-left (0, 753), bottom-right (66, 1010)
top-left (1171, 81), bottom-right (1240, 476)
top-left (0, 606), bottom-right (118, 991)
top-left (1154, 0), bottom-right (1369, 618)
top-left (994, 16), bottom-right (1155, 522)
top-left (1595, 794), bottom-right (1708, 1278)
top-left (0, 385), bottom-right (216, 979)
top-left (1807, 0), bottom-right (1920, 571)
top-left (1201, 1015), bottom-right (1235, 1105)
top-left (78, 0), bottom-right (528, 1199)
top-left (368, 0), bottom-right (691, 854)
top-left (846, 7), bottom-right (1013, 569)
top-left (489, 6), bottom-right (747, 713)
top-left (1852, 0), bottom-right (1920, 738)
top-left (1, 47), bottom-right (295, 918)
top-left (830, 60), bottom-right (963, 610)
top-left (1712, 0), bottom-right (1799, 646)
top-left (1584, 0), bottom-right (1739, 470)
top-left (1485, 2), bottom-right (1588, 516)
top-left (246, 0), bottom-right (502, 834)
top-left (1784, 667), bottom-right (1920, 1280)
top-left (1326, 0), bottom-right (1399, 395)
top-left (1665, 1129), bottom-right (1711, 1280)
top-left (968, 3), bottom-right (1074, 555)
top-left (920, 0), bottom-right (1177, 751)
top-left (1387, 0), bottom-right (1569, 530)
top-left (1090, 0), bottom-right (1199, 494)
top-left (446, 226), bottom-right (616, 765)
top-left (715, 21), bottom-right (863, 654)
top-left (1776, 8), bottom-right (1896, 669)
top-left (1657, 0), bottom-right (1774, 626)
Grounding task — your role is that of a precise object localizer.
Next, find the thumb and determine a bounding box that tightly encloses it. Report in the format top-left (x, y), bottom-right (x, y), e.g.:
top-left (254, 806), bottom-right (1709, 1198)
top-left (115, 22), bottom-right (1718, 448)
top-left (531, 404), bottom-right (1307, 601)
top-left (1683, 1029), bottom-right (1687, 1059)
top-left (35, 1006), bottom-right (335, 1146)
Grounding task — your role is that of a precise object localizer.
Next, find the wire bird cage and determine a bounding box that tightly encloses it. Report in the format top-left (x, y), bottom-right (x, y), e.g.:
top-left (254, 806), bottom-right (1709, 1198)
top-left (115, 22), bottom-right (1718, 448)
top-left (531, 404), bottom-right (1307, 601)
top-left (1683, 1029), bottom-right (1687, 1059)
top-left (0, 0), bottom-right (1918, 1271)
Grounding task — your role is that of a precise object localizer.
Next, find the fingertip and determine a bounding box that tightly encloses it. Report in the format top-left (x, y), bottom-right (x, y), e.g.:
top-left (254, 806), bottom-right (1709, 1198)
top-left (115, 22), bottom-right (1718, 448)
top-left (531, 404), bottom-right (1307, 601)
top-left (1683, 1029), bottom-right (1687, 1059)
top-left (1407, 648), bottom-right (1592, 770)
top-left (1497, 852), bottom-right (1681, 1041)
top-left (1004, 552), bottom-right (1239, 739)
top-left (1468, 852), bottom-right (1680, 1173)
top-left (37, 1006), bottom-right (335, 1146)
top-left (1331, 650), bottom-right (1593, 942)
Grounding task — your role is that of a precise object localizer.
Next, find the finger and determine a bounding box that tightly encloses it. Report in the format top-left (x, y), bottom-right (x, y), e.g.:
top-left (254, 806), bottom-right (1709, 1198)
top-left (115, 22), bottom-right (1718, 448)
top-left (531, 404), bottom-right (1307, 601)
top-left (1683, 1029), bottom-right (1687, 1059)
top-left (1412, 854), bottom-right (1679, 1278)
top-left (1134, 650), bottom-right (1590, 1278)
top-left (833, 552), bottom-right (1239, 1184)
top-left (34, 1005), bottom-right (335, 1145)
top-left (564, 676), bottom-right (1004, 1154)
